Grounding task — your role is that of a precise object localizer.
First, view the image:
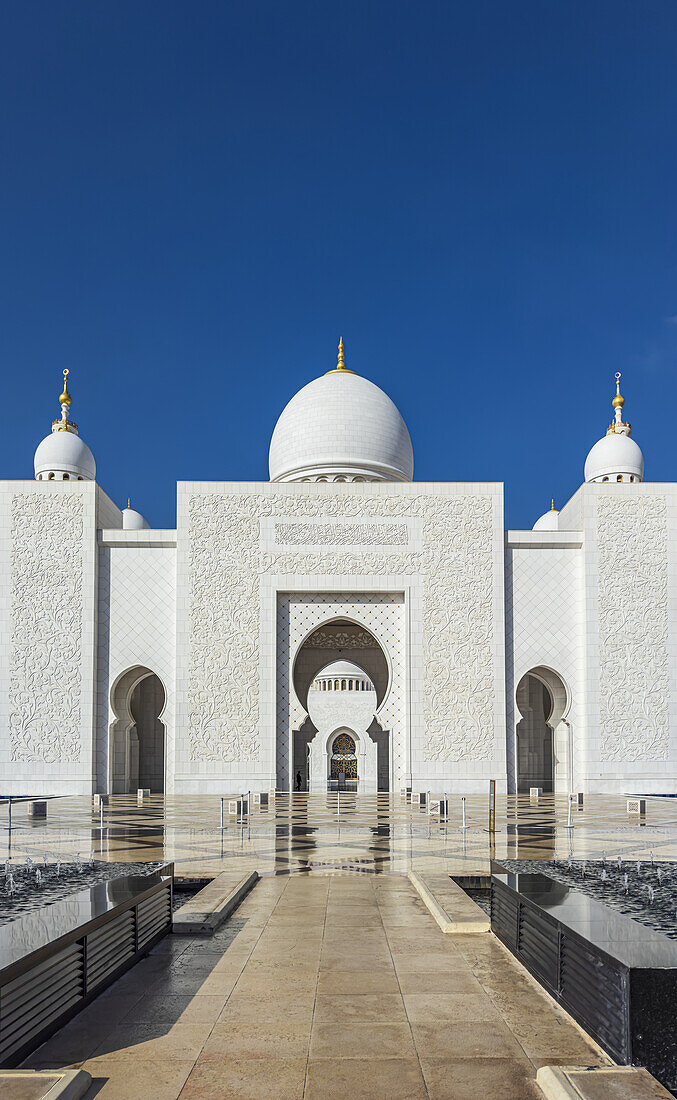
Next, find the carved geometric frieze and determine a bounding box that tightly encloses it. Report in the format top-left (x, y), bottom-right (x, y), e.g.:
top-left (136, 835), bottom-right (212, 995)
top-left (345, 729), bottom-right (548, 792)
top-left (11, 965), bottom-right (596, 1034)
top-left (597, 495), bottom-right (669, 761)
top-left (273, 521), bottom-right (408, 547)
top-left (9, 492), bottom-right (84, 762)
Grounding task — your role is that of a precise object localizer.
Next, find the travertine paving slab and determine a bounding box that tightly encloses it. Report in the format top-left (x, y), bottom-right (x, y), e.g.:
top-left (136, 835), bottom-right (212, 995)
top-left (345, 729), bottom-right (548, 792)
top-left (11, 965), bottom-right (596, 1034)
top-left (0, 1070), bottom-right (91, 1100)
top-left (537, 1065), bottom-right (674, 1099)
top-left (409, 870), bottom-right (490, 932)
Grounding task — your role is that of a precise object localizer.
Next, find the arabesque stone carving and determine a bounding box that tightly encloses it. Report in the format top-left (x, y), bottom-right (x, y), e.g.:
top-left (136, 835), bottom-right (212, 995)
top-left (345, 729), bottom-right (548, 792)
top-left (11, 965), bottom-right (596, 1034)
top-left (9, 492), bottom-right (83, 762)
top-left (598, 495), bottom-right (669, 761)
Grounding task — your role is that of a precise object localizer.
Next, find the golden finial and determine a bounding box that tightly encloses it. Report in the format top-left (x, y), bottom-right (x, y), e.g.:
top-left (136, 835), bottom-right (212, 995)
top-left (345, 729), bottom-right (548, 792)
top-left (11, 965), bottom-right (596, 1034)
top-left (337, 337), bottom-right (345, 371)
top-left (612, 371), bottom-right (624, 410)
top-left (127, 498), bottom-right (131, 510)
top-left (59, 368), bottom-right (71, 408)
top-left (550, 499), bottom-right (555, 512)
top-left (325, 336), bottom-right (355, 374)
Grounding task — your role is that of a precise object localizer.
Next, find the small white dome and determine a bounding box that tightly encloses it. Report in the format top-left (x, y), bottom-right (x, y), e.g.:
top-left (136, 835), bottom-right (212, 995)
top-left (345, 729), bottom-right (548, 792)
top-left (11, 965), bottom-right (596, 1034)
top-left (533, 508), bottom-right (560, 531)
top-left (269, 345), bottom-right (413, 483)
top-left (584, 431), bottom-right (644, 484)
top-left (34, 429), bottom-right (96, 481)
top-left (122, 507), bottom-right (149, 530)
top-left (316, 660), bottom-right (373, 684)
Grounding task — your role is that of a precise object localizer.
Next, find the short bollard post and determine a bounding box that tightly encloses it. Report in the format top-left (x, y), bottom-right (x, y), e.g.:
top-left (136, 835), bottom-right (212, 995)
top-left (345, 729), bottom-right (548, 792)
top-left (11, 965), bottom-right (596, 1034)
top-left (443, 792), bottom-right (448, 822)
top-left (489, 779), bottom-right (496, 834)
top-left (460, 795), bottom-right (468, 831)
top-left (565, 793), bottom-right (574, 831)
top-left (99, 800), bottom-right (104, 834)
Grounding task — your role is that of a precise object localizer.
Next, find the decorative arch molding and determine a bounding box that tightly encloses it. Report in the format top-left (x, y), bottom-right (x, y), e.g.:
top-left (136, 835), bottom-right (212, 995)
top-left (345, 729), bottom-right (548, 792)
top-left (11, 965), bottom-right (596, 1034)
top-left (515, 665), bottom-right (570, 725)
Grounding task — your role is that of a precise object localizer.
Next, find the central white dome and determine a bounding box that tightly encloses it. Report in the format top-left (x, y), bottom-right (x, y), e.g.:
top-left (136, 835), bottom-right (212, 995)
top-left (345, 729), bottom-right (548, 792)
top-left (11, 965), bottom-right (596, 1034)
top-left (269, 344), bottom-right (413, 483)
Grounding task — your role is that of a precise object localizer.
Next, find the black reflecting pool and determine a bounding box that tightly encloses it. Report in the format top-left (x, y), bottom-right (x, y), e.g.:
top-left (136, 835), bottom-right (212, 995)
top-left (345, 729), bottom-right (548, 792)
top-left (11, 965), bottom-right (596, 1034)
top-left (501, 857), bottom-right (677, 939)
top-left (492, 869), bottom-right (677, 1093)
top-left (0, 860), bottom-right (167, 925)
top-left (0, 867), bottom-right (173, 1065)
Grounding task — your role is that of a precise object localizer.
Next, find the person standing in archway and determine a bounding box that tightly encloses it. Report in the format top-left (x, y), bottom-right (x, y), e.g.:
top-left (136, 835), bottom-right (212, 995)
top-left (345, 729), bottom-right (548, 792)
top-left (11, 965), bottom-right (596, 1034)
top-left (296, 770), bottom-right (302, 792)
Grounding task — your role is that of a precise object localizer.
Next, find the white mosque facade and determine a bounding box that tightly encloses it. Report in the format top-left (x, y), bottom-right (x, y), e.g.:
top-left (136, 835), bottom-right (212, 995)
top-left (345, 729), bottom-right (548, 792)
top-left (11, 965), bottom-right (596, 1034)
top-left (1, 346), bottom-right (675, 798)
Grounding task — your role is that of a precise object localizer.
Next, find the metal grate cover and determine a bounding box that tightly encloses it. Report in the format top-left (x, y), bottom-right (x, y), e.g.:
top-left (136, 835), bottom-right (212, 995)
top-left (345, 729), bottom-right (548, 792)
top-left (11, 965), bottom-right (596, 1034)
top-left (0, 868), bottom-right (172, 1067)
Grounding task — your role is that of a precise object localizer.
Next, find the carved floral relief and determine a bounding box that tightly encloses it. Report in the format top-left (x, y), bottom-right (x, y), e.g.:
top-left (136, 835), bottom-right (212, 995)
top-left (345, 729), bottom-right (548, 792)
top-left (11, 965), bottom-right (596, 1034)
top-left (597, 496), bottom-right (669, 761)
top-left (9, 493), bottom-right (83, 762)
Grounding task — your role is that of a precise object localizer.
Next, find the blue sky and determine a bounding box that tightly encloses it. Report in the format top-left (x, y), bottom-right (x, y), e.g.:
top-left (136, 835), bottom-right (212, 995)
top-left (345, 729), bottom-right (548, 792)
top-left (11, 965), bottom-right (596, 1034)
top-left (1, 1), bottom-right (676, 528)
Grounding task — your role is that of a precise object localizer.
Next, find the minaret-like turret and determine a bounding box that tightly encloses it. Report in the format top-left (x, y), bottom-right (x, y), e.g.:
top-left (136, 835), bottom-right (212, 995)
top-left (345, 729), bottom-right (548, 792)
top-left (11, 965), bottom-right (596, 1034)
top-left (584, 373), bottom-right (643, 484)
top-left (34, 370), bottom-right (96, 482)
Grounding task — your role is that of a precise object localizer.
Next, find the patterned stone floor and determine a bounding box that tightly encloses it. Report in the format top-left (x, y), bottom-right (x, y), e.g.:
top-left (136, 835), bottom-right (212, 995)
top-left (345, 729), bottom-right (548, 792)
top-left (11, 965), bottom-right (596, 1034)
top-left (2, 792), bottom-right (677, 879)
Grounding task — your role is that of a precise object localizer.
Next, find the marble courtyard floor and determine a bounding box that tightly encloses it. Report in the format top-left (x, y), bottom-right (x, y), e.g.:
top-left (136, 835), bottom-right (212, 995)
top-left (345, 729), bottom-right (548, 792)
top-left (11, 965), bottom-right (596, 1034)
top-left (6, 793), bottom-right (677, 1098)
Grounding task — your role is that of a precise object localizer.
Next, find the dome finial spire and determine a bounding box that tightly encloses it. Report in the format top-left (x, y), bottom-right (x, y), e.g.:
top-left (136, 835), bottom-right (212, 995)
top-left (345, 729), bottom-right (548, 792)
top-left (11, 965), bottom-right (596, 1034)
top-left (607, 371), bottom-right (630, 435)
top-left (337, 337), bottom-right (345, 371)
top-left (59, 369), bottom-right (71, 424)
top-left (551, 498), bottom-right (555, 511)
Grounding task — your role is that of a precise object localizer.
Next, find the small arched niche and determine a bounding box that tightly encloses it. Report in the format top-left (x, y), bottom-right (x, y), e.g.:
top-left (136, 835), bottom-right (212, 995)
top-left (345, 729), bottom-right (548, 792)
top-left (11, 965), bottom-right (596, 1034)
top-left (516, 666), bottom-right (569, 794)
top-left (109, 666), bottom-right (166, 794)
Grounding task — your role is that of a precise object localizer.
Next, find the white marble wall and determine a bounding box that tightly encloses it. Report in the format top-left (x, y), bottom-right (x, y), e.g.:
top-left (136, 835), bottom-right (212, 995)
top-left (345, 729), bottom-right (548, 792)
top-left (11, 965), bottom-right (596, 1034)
top-left (3, 473), bottom-right (676, 798)
top-left (578, 483), bottom-right (677, 793)
top-left (96, 529), bottom-right (176, 793)
top-left (505, 530), bottom-right (583, 793)
top-left (0, 481), bottom-right (99, 794)
top-left (175, 481), bottom-right (506, 794)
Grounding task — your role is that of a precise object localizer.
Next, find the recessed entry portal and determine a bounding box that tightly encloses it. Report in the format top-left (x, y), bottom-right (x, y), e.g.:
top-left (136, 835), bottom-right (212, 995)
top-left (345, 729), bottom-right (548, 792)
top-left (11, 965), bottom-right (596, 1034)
top-left (516, 666), bottom-right (569, 794)
top-left (290, 618), bottom-right (390, 793)
top-left (330, 730), bottom-right (358, 786)
top-left (109, 666), bottom-right (166, 794)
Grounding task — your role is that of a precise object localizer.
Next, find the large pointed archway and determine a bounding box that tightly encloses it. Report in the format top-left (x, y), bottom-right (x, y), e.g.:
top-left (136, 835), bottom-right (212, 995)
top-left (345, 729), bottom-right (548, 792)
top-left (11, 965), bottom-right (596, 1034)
top-left (290, 617), bottom-right (391, 793)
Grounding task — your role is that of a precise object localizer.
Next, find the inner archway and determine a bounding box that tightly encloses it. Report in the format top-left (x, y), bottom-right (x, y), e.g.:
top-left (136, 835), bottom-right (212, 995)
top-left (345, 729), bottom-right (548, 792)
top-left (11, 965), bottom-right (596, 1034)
top-left (330, 730), bottom-right (358, 785)
top-left (516, 667), bottom-right (569, 794)
top-left (109, 666), bottom-right (166, 794)
top-left (292, 619), bottom-right (390, 793)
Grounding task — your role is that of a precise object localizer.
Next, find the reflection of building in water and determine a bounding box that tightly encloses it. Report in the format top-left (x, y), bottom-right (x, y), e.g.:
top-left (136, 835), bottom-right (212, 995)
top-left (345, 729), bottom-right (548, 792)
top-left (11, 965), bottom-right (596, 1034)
top-left (2, 351), bottom-right (674, 797)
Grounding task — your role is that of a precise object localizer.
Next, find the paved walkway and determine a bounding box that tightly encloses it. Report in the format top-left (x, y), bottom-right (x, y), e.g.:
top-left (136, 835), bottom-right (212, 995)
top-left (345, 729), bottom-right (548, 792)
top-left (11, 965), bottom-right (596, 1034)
top-left (26, 874), bottom-right (608, 1099)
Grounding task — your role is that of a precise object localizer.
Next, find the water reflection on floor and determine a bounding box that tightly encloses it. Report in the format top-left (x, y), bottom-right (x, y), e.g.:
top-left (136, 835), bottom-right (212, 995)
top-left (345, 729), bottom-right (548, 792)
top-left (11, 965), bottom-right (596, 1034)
top-left (1, 793), bottom-right (676, 880)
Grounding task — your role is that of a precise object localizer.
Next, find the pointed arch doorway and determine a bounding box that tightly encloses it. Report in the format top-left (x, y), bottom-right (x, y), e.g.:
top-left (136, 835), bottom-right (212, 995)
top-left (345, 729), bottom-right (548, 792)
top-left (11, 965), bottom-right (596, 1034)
top-left (516, 666), bottom-right (570, 793)
top-left (330, 730), bottom-right (358, 788)
top-left (109, 666), bottom-right (166, 793)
